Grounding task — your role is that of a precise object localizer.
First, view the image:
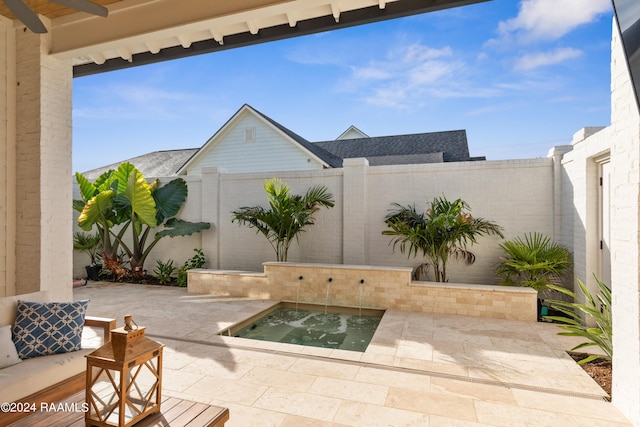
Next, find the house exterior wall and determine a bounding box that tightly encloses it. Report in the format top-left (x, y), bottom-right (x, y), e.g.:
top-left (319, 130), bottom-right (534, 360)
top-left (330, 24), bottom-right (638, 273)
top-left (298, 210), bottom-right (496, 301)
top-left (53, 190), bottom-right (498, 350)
top-left (609, 21), bottom-right (640, 425)
top-left (184, 112), bottom-right (324, 175)
top-left (553, 22), bottom-right (640, 424)
top-left (560, 127), bottom-right (611, 292)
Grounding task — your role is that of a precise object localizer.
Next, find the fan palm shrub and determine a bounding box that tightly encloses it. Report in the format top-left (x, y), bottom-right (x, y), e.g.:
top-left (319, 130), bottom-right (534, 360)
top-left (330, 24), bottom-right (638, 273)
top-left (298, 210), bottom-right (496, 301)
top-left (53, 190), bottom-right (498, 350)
top-left (382, 196), bottom-right (504, 282)
top-left (231, 178), bottom-right (335, 262)
top-left (545, 276), bottom-right (612, 364)
top-left (73, 231), bottom-right (101, 266)
top-left (496, 232), bottom-right (572, 293)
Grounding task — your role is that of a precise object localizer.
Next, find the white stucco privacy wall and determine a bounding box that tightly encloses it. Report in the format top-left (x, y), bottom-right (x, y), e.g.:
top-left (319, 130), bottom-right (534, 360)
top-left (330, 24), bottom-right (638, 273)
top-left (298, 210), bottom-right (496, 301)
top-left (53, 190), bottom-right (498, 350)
top-left (74, 158), bottom-right (557, 286)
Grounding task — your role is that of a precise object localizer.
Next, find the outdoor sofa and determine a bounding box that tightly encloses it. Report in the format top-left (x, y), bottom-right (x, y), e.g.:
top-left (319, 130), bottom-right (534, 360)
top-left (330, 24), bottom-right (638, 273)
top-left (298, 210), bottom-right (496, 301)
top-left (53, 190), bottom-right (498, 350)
top-left (0, 290), bottom-right (115, 424)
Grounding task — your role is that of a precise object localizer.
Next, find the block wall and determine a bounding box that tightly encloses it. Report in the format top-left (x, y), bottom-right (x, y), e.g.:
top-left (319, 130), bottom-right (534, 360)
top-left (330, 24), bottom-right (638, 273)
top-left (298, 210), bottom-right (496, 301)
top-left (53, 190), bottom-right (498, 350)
top-left (74, 158), bottom-right (556, 287)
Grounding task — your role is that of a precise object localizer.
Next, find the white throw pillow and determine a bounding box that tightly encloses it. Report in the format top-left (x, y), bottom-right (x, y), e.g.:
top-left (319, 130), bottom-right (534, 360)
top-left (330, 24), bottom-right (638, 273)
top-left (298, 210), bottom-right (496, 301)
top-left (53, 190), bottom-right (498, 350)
top-left (0, 325), bottom-right (21, 368)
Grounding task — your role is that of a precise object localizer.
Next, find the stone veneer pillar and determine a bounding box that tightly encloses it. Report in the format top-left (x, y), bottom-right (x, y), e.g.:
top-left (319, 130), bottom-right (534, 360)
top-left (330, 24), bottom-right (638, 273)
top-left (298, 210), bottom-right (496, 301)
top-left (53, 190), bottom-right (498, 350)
top-left (0, 17), bottom-right (16, 298)
top-left (201, 167), bottom-right (224, 269)
top-left (12, 21), bottom-right (73, 300)
top-left (342, 158), bottom-right (368, 265)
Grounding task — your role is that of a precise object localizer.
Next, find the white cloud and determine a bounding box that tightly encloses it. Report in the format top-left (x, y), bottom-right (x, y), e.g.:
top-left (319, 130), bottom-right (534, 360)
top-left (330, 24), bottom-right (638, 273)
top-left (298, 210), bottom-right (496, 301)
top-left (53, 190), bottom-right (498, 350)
top-left (341, 43), bottom-right (487, 108)
top-left (514, 47), bottom-right (583, 71)
top-left (496, 0), bottom-right (611, 43)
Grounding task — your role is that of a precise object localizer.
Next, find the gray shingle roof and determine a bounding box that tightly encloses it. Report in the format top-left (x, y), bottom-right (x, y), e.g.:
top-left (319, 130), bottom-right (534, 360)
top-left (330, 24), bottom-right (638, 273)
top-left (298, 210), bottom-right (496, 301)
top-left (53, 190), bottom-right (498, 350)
top-left (79, 107), bottom-right (481, 178)
top-left (314, 130), bottom-right (471, 163)
top-left (81, 149), bottom-right (199, 180)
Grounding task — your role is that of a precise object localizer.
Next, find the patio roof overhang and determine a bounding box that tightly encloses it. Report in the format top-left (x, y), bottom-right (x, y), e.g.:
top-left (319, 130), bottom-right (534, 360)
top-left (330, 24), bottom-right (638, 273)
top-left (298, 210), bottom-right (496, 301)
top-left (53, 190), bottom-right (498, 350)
top-left (0, 0), bottom-right (488, 77)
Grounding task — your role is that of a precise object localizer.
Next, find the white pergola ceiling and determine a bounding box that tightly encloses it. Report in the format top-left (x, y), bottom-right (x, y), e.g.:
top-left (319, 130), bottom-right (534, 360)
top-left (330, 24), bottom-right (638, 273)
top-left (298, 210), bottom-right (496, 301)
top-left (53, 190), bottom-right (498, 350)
top-left (39, 0), bottom-right (487, 75)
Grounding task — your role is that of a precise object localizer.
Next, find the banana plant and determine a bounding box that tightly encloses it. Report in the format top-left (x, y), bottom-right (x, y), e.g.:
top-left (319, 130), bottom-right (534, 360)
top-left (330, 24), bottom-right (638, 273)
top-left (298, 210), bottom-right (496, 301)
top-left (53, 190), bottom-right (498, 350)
top-left (74, 162), bottom-right (210, 278)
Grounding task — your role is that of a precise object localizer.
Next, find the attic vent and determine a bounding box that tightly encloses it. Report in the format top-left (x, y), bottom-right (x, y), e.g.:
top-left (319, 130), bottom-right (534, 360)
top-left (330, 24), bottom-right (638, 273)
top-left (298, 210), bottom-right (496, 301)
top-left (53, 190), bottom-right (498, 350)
top-left (244, 127), bottom-right (256, 143)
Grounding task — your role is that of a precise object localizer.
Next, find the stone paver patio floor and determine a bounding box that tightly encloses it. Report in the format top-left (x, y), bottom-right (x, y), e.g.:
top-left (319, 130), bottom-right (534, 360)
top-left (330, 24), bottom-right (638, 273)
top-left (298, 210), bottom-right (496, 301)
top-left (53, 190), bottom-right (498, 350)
top-left (76, 282), bottom-right (631, 426)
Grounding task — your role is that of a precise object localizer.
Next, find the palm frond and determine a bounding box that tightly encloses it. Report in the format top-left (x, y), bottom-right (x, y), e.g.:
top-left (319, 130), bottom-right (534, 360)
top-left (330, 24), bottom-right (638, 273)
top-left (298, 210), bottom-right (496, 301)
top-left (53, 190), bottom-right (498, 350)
top-left (382, 196), bottom-right (503, 282)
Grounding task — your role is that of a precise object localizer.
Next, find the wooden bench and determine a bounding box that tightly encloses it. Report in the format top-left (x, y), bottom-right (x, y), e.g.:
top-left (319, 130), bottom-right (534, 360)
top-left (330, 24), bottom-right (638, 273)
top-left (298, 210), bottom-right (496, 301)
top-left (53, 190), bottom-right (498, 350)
top-left (5, 390), bottom-right (229, 427)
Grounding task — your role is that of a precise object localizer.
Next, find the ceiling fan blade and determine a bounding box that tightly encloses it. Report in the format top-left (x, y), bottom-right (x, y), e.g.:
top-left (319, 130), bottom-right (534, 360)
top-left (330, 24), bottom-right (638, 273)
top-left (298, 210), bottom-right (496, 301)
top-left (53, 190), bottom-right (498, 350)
top-left (49, 0), bottom-right (108, 17)
top-left (3, 0), bottom-right (47, 33)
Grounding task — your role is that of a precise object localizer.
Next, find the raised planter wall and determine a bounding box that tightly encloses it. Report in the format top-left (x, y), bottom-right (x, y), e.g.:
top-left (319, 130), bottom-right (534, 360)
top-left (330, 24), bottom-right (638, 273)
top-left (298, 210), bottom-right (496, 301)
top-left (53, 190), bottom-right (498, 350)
top-left (188, 262), bottom-right (537, 321)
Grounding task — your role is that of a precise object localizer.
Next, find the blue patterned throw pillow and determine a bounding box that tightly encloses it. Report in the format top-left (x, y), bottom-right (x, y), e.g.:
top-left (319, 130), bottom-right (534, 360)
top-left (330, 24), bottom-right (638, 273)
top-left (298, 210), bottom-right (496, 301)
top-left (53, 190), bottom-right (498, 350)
top-left (12, 300), bottom-right (89, 359)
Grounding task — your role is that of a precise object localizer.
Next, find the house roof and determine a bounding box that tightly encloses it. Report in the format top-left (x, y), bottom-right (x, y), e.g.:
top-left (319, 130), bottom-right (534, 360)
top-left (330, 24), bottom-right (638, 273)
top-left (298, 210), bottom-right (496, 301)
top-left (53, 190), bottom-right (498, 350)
top-left (314, 130), bottom-right (474, 163)
top-left (336, 126), bottom-right (369, 140)
top-left (81, 148), bottom-right (198, 179)
top-left (176, 104), bottom-right (344, 174)
top-left (251, 108), bottom-right (344, 168)
top-left (81, 105), bottom-right (482, 177)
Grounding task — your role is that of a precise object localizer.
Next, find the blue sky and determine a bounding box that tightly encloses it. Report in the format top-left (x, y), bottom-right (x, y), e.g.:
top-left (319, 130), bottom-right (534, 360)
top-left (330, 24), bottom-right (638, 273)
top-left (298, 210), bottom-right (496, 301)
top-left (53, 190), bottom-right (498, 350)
top-left (72, 0), bottom-right (614, 173)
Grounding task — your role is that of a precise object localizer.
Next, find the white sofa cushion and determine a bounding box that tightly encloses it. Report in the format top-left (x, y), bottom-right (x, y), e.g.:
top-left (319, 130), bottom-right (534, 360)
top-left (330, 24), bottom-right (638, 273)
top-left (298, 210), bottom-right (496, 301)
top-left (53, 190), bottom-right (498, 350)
top-left (0, 326), bottom-right (102, 402)
top-left (0, 325), bottom-right (21, 369)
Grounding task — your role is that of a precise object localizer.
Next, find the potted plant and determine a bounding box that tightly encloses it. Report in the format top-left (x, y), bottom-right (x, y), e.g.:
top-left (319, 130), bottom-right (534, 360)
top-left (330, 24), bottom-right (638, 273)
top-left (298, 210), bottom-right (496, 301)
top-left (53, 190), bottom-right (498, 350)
top-left (73, 231), bottom-right (102, 280)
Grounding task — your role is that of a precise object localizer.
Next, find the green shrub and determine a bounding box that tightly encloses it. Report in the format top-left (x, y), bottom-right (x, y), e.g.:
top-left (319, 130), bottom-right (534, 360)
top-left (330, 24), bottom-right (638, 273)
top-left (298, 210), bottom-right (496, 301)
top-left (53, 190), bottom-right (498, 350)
top-left (154, 259), bottom-right (176, 285)
top-left (383, 196), bottom-right (503, 282)
top-left (545, 275), bottom-right (612, 364)
top-left (496, 232), bottom-right (572, 293)
top-left (176, 249), bottom-right (206, 287)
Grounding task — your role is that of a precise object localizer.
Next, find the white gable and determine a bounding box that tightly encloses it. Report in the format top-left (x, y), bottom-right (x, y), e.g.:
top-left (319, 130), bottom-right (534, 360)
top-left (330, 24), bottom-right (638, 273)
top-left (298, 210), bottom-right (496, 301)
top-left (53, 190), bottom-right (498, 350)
top-left (181, 107), bottom-right (327, 175)
top-left (336, 126), bottom-right (369, 140)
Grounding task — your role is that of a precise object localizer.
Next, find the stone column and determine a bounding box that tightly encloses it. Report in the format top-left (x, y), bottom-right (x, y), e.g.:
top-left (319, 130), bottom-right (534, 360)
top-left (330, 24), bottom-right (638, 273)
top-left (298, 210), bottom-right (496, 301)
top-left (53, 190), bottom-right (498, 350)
top-left (342, 158), bottom-right (368, 265)
top-left (0, 18), bottom-right (17, 297)
top-left (201, 167), bottom-right (224, 269)
top-left (14, 22), bottom-right (73, 300)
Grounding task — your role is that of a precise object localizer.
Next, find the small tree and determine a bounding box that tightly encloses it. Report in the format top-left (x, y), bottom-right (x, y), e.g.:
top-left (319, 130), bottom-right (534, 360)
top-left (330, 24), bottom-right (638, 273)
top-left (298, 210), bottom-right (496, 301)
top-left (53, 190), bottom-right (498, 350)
top-left (383, 196), bottom-right (503, 282)
top-left (231, 178), bottom-right (335, 261)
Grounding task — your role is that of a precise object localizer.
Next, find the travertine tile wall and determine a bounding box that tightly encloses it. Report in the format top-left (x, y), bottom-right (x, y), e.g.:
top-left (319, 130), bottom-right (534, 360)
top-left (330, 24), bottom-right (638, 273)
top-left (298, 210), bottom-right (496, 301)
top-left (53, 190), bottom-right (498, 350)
top-left (188, 262), bottom-right (537, 321)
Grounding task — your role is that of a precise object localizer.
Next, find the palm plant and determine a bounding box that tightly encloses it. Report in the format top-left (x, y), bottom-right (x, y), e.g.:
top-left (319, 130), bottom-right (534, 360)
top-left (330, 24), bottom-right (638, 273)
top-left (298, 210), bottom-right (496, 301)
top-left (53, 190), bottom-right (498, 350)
top-left (231, 178), bottom-right (335, 262)
top-left (72, 231), bottom-right (102, 266)
top-left (496, 232), bottom-right (572, 293)
top-left (383, 196), bottom-right (504, 282)
top-left (545, 276), bottom-right (612, 364)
